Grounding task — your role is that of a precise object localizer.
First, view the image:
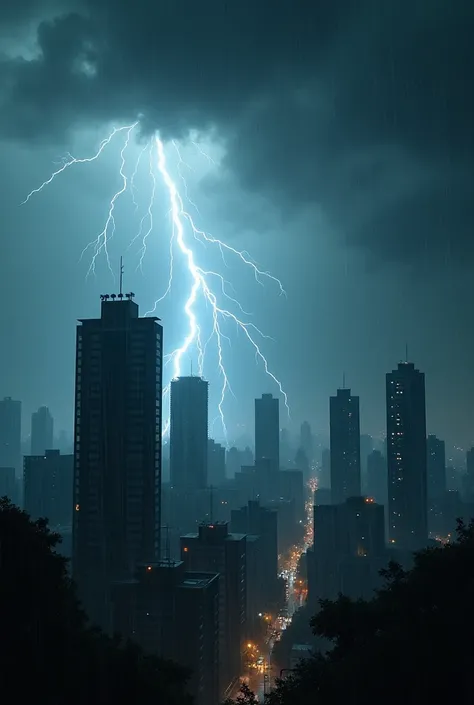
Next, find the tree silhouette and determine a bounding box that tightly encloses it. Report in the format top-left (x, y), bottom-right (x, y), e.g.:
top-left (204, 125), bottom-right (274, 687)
top-left (265, 519), bottom-right (474, 705)
top-left (222, 682), bottom-right (259, 705)
top-left (0, 497), bottom-right (192, 704)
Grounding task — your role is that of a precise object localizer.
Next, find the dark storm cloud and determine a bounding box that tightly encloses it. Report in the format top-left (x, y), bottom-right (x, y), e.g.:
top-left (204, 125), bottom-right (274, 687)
top-left (1, 0), bottom-right (473, 261)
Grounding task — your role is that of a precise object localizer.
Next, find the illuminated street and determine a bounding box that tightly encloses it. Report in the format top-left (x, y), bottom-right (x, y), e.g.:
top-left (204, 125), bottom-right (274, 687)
top-left (232, 478), bottom-right (316, 701)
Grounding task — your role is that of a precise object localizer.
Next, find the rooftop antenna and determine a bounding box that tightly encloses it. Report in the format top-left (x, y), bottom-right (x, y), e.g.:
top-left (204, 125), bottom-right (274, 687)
top-left (191, 359), bottom-right (193, 377)
top-left (342, 371), bottom-right (346, 389)
top-left (119, 256), bottom-right (124, 297)
top-left (405, 343), bottom-right (409, 362)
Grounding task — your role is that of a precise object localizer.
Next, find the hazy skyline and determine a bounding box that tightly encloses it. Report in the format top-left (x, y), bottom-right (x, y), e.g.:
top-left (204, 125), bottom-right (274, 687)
top-left (0, 1), bottom-right (473, 446)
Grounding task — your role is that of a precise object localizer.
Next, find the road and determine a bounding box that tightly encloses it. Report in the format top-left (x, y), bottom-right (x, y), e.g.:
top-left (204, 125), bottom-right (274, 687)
top-left (232, 478), bottom-right (316, 701)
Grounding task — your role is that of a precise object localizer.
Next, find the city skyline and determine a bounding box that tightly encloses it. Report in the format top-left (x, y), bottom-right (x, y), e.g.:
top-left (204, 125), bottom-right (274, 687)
top-left (1, 350), bottom-right (472, 454)
top-left (1, 3), bottom-right (473, 704)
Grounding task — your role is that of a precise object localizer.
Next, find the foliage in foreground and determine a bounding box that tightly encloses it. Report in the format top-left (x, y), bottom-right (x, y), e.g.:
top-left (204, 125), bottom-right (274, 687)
top-left (264, 520), bottom-right (474, 705)
top-left (223, 682), bottom-right (259, 705)
top-left (0, 497), bottom-right (191, 705)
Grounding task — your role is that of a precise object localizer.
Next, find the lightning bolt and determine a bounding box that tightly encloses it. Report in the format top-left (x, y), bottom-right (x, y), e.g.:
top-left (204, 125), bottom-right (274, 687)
top-left (21, 124), bottom-right (136, 204)
top-left (81, 122), bottom-right (138, 278)
top-left (154, 135), bottom-right (289, 438)
top-left (21, 122), bottom-right (290, 440)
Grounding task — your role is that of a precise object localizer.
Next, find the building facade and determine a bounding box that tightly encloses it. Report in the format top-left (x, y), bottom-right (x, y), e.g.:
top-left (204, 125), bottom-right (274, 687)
top-left (308, 496), bottom-right (385, 608)
top-left (255, 393), bottom-right (280, 472)
top-left (170, 376), bottom-right (209, 490)
top-left (112, 561), bottom-right (220, 705)
top-left (31, 406), bottom-right (54, 456)
top-left (208, 439), bottom-right (226, 487)
top-left (231, 499), bottom-right (279, 614)
top-left (386, 361), bottom-right (428, 550)
top-left (0, 397), bottom-right (21, 476)
top-left (181, 523), bottom-right (246, 697)
top-left (73, 295), bottom-right (163, 629)
top-left (24, 450), bottom-right (73, 526)
top-left (427, 435), bottom-right (446, 501)
top-left (330, 388), bottom-right (361, 504)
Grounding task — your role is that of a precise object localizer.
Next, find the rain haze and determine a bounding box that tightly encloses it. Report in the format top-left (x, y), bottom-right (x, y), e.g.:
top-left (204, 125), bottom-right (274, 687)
top-left (0, 0), bottom-right (473, 447)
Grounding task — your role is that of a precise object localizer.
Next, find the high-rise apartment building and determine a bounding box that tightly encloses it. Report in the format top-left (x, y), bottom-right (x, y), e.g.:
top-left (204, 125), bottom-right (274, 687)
top-left (0, 397), bottom-right (21, 476)
top-left (330, 388), bottom-right (361, 504)
top-left (73, 294), bottom-right (163, 628)
top-left (112, 561), bottom-right (220, 705)
top-left (31, 406), bottom-right (54, 456)
top-left (308, 496), bottom-right (385, 607)
top-left (170, 376), bottom-right (208, 490)
top-left (255, 393), bottom-right (279, 472)
top-left (24, 450), bottom-right (73, 526)
top-left (231, 499), bottom-right (279, 613)
top-left (181, 523), bottom-right (246, 696)
top-left (427, 435), bottom-right (446, 501)
top-left (386, 362), bottom-right (427, 550)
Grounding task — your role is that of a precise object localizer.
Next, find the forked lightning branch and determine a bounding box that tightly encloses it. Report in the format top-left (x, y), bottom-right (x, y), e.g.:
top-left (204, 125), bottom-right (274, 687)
top-left (22, 122), bottom-right (289, 438)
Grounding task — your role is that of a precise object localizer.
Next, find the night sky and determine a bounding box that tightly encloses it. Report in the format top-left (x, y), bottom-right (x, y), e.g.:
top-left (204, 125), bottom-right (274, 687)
top-left (0, 1), bottom-right (473, 447)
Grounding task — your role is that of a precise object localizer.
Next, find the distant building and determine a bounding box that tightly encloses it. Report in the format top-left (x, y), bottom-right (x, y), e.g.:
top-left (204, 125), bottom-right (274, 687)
top-left (170, 376), bottom-right (209, 490)
top-left (0, 466), bottom-right (16, 503)
top-left (279, 469), bottom-right (305, 523)
top-left (427, 435), bottom-right (446, 501)
top-left (360, 434), bottom-right (374, 485)
top-left (181, 523), bottom-right (246, 696)
top-left (300, 421), bottom-right (313, 464)
top-left (255, 394), bottom-right (280, 472)
top-left (208, 439), bottom-right (226, 487)
top-left (112, 561), bottom-right (219, 705)
top-left (73, 294), bottom-right (163, 629)
top-left (314, 487), bottom-right (332, 506)
top-left (31, 406), bottom-right (54, 456)
top-left (24, 450), bottom-right (73, 526)
top-left (386, 362), bottom-right (428, 550)
top-left (330, 388), bottom-right (361, 504)
top-left (0, 397), bottom-right (21, 476)
top-left (225, 446), bottom-right (253, 479)
top-left (280, 427), bottom-right (292, 468)
top-left (366, 450), bottom-right (387, 506)
top-left (463, 447), bottom-right (474, 499)
top-left (294, 447), bottom-right (310, 482)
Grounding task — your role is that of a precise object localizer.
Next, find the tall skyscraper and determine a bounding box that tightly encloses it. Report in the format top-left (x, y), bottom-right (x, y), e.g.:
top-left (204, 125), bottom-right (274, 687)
top-left (386, 361), bottom-right (427, 550)
top-left (330, 388), bottom-right (361, 504)
top-left (427, 435), bottom-right (446, 501)
top-left (0, 397), bottom-right (21, 476)
top-left (31, 406), bottom-right (54, 455)
top-left (255, 393), bottom-right (279, 472)
top-left (73, 294), bottom-right (163, 628)
top-left (170, 376), bottom-right (209, 490)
